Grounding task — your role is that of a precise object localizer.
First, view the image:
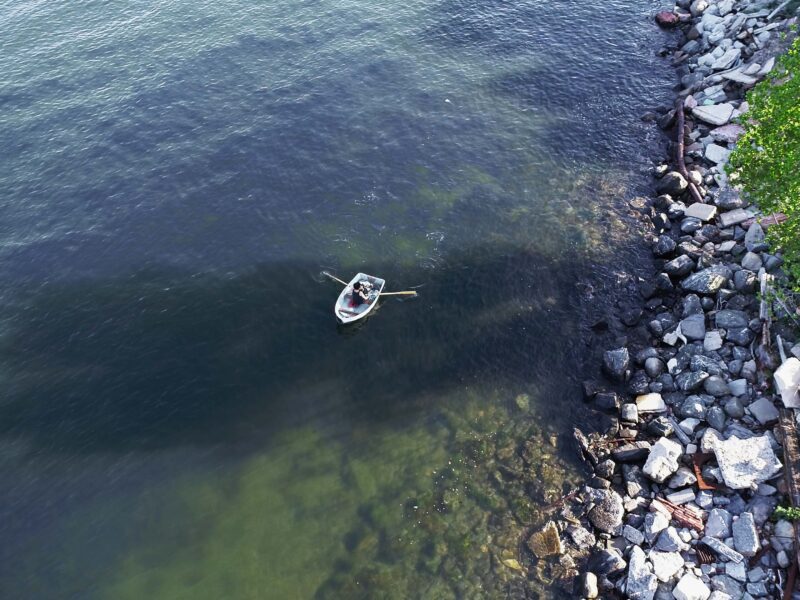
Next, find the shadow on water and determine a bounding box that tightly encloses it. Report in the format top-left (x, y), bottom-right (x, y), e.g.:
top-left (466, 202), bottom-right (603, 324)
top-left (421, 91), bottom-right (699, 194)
top-left (0, 242), bottom-right (590, 456)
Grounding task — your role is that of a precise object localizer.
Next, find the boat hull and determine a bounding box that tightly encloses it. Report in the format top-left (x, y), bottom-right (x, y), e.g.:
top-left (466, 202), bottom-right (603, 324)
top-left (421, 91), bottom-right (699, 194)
top-left (334, 273), bottom-right (385, 324)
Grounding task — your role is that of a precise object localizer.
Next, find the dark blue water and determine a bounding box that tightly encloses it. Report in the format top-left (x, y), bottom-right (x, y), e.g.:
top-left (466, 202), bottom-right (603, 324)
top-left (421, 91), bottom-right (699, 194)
top-left (0, 0), bottom-right (673, 597)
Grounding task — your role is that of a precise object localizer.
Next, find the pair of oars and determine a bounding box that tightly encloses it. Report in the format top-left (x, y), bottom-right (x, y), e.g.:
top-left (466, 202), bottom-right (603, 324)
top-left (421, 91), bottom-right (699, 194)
top-left (322, 272), bottom-right (417, 296)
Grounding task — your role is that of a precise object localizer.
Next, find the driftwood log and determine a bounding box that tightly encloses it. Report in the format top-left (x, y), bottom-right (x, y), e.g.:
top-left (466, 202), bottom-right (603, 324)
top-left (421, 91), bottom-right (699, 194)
top-left (675, 99), bottom-right (706, 205)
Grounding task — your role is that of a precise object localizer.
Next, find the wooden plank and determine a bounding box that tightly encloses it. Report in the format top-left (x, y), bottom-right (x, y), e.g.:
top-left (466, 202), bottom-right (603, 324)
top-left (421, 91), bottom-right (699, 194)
top-left (778, 409), bottom-right (800, 581)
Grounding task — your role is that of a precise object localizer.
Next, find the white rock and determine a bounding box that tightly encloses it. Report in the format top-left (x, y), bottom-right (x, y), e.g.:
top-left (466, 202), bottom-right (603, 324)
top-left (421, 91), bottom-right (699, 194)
top-left (626, 545), bottom-right (657, 600)
top-left (775, 357), bottom-right (800, 408)
top-left (667, 488), bottom-right (696, 505)
top-left (685, 203), bottom-right (718, 221)
top-left (732, 513), bottom-right (759, 557)
top-left (710, 434), bottom-right (782, 489)
top-left (673, 572), bottom-right (711, 600)
top-left (705, 143), bottom-right (730, 164)
top-left (649, 550), bottom-right (684, 582)
top-left (636, 393), bottom-right (667, 414)
top-left (725, 560), bottom-right (747, 582)
top-left (643, 437), bottom-right (683, 483)
top-left (722, 70), bottom-right (757, 85)
top-left (692, 103), bottom-right (734, 126)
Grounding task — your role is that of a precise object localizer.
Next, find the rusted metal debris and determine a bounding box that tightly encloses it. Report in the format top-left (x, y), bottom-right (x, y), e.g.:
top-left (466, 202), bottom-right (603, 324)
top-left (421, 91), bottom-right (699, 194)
top-left (653, 498), bottom-right (705, 532)
top-left (696, 545), bottom-right (715, 565)
top-left (692, 453), bottom-right (718, 491)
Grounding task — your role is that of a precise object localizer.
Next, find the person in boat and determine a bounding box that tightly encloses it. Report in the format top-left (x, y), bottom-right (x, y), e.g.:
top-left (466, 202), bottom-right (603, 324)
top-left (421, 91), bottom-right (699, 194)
top-left (351, 281), bottom-right (371, 306)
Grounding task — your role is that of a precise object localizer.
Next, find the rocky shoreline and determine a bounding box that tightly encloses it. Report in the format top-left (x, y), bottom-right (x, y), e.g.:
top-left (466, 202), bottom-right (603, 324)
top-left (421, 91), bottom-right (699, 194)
top-left (528, 1), bottom-right (800, 598)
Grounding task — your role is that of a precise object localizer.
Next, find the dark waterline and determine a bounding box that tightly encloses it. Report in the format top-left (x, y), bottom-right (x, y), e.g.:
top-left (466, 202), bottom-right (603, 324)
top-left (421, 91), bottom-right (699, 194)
top-left (0, 0), bottom-right (673, 597)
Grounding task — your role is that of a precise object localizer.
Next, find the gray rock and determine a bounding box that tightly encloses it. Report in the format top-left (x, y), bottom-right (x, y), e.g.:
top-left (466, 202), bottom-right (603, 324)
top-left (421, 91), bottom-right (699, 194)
top-left (624, 524), bottom-right (645, 546)
top-left (716, 309), bottom-right (749, 329)
top-left (603, 347), bottom-right (630, 381)
top-left (595, 459), bottom-right (616, 479)
top-left (665, 255), bottom-right (697, 277)
top-left (656, 172), bottom-right (689, 196)
top-left (682, 265), bottom-right (732, 294)
top-left (693, 103), bottom-right (734, 126)
top-left (716, 189), bottom-right (746, 210)
top-left (705, 508), bottom-right (732, 539)
top-left (744, 223), bottom-right (765, 252)
top-left (626, 545), bottom-right (657, 600)
top-left (588, 548), bottom-right (626, 576)
top-left (682, 294), bottom-right (704, 317)
top-left (653, 235), bottom-right (677, 257)
top-left (748, 397), bottom-right (778, 425)
top-left (728, 379), bottom-right (747, 397)
top-left (726, 327), bottom-right (754, 346)
top-left (741, 251), bottom-right (763, 271)
top-left (710, 574), bottom-right (743, 597)
top-left (588, 489), bottom-right (624, 534)
top-left (621, 403), bottom-right (639, 423)
top-left (681, 314), bottom-right (707, 340)
top-left (733, 269), bottom-right (757, 293)
top-left (718, 208), bottom-right (754, 228)
top-left (692, 354), bottom-right (724, 375)
top-left (668, 466), bottom-right (697, 489)
top-left (645, 357), bottom-right (665, 378)
top-left (704, 376), bottom-right (730, 397)
top-left (724, 398), bottom-right (745, 418)
top-left (712, 48), bottom-right (741, 70)
top-left (707, 405), bottom-right (727, 430)
top-left (732, 513), bottom-right (759, 557)
top-left (703, 536), bottom-right (744, 563)
top-left (678, 371), bottom-right (710, 393)
top-left (595, 391), bottom-right (621, 413)
top-left (685, 202), bottom-right (717, 221)
top-left (644, 512), bottom-right (670, 544)
top-left (656, 526), bottom-right (684, 552)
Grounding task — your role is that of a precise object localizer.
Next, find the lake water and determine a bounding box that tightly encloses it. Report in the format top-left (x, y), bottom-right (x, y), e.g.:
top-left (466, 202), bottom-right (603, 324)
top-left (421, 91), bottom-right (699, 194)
top-left (0, 0), bottom-right (673, 597)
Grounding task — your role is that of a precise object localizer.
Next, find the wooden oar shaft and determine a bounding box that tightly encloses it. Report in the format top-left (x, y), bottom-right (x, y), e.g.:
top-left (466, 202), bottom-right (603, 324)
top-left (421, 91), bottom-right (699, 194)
top-left (379, 291), bottom-right (417, 296)
top-left (322, 272), bottom-right (348, 286)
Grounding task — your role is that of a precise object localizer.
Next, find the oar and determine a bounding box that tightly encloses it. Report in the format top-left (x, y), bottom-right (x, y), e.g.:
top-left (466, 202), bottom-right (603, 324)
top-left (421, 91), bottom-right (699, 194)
top-left (379, 291), bottom-right (417, 296)
top-left (322, 272), bottom-right (348, 286)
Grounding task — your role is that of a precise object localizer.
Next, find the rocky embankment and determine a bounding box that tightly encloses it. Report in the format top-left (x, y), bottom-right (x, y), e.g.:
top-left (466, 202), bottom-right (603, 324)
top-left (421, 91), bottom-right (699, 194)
top-left (524, 1), bottom-right (800, 598)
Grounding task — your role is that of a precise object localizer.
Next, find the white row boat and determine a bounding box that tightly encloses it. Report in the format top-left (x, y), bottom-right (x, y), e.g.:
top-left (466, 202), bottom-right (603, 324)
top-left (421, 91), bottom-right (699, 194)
top-left (334, 272), bottom-right (385, 324)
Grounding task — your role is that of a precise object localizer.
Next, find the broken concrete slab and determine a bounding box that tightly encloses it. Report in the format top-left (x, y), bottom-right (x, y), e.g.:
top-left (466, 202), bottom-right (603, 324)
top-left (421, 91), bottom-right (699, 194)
top-left (692, 103), bottom-right (734, 126)
top-left (709, 434), bottom-right (782, 490)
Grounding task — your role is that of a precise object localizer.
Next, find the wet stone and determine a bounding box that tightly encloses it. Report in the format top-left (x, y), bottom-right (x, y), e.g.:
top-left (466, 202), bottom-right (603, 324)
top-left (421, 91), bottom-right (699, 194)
top-left (527, 521), bottom-right (563, 558)
top-left (656, 171), bottom-right (689, 195)
top-left (594, 391), bottom-right (621, 413)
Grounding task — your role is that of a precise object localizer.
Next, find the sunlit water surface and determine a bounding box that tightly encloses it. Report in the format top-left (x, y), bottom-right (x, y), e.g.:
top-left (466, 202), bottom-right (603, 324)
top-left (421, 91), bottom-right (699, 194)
top-left (0, 0), bottom-right (673, 597)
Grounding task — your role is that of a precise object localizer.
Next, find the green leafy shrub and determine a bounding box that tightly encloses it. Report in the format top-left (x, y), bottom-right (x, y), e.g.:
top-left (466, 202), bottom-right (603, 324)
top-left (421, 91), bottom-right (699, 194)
top-left (727, 35), bottom-right (800, 285)
top-left (773, 505), bottom-right (800, 521)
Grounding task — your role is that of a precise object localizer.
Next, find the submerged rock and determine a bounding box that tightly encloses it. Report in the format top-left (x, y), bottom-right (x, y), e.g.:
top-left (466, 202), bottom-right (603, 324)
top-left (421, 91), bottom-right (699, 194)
top-left (527, 521), bottom-right (563, 559)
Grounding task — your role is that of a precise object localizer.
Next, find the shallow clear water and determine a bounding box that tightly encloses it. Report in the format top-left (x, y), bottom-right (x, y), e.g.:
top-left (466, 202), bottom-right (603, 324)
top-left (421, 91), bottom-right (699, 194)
top-left (0, 0), bottom-right (672, 597)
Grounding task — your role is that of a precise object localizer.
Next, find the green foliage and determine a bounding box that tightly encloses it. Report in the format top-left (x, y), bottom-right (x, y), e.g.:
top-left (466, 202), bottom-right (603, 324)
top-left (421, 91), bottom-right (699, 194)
top-left (773, 505), bottom-right (800, 521)
top-left (727, 36), bottom-right (800, 285)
